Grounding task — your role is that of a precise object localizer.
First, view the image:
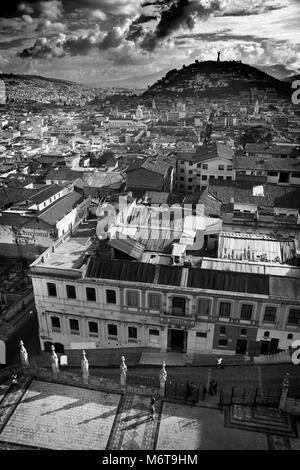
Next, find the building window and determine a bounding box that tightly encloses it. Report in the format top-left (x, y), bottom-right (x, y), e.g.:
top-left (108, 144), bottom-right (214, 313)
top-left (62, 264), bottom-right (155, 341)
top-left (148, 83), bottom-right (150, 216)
top-left (196, 332), bottom-right (207, 338)
top-left (128, 326), bottom-right (137, 341)
top-left (127, 291), bottom-right (139, 308)
top-left (172, 297), bottom-right (186, 316)
top-left (287, 333), bottom-right (293, 340)
top-left (51, 316), bottom-right (61, 332)
top-left (106, 289), bottom-right (116, 304)
top-left (188, 186), bottom-right (193, 190)
top-left (47, 282), bottom-right (57, 297)
top-left (88, 321), bottom-right (98, 337)
top-left (287, 309), bottom-right (300, 326)
top-left (219, 302), bottom-right (231, 317)
top-left (264, 306), bottom-right (277, 323)
top-left (202, 175), bottom-right (208, 181)
top-left (107, 324), bottom-right (118, 338)
top-left (188, 178), bottom-right (193, 182)
top-left (220, 326), bottom-right (226, 336)
top-left (69, 319), bottom-right (79, 335)
top-left (149, 329), bottom-right (159, 336)
top-left (218, 165), bottom-right (224, 171)
top-left (148, 293), bottom-right (161, 310)
top-left (202, 164), bottom-right (208, 170)
top-left (240, 328), bottom-right (247, 336)
top-left (218, 339), bottom-right (228, 347)
top-left (227, 166), bottom-right (233, 171)
top-left (66, 285), bottom-right (76, 299)
top-left (198, 298), bottom-right (210, 316)
top-left (86, 287), bottom-right (96, 302)
top-left (240, 304), bottom-right (253, 321)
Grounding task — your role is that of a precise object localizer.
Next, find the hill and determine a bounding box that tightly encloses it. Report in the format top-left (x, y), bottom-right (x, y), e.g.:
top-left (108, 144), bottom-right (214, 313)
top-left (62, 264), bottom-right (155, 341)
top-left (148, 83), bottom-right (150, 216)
top-left (142, 60), bottom-right (290, 100)
top-left (0, 73), bottom-right (96, 106)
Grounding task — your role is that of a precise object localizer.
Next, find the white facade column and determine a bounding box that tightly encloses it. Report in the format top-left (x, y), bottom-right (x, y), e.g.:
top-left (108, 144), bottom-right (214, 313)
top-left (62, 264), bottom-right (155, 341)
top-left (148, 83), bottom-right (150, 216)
top-left (120, 355), bottom-right (127, 392)
top-left (159, 361), bottom-right (167, 397)
top-left (20, 340), bottom-right (29, 368)
top-left (81, 350), bottom-right (89, 384)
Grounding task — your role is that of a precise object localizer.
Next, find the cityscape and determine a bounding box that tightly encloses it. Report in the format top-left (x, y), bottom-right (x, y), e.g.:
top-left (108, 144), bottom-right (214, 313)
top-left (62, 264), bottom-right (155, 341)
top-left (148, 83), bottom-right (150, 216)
top-left (0, 0), bottom-right (300, 455)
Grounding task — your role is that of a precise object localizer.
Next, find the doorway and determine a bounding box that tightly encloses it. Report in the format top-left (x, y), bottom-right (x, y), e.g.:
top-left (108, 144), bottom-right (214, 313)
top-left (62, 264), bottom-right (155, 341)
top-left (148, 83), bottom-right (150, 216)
top-left (169, 329), bottom-right (185, 352)
top-left (236, 339), bottom-right (247, 355)
top-left (270, 338), bottom-right (279, 354)
top-left (260, 340), bottom-right (270, 355)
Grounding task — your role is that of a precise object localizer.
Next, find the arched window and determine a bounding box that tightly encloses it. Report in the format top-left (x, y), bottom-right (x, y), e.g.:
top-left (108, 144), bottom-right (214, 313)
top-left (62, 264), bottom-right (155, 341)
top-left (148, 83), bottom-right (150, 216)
top-left (263, 331), bottom-right (270, 338)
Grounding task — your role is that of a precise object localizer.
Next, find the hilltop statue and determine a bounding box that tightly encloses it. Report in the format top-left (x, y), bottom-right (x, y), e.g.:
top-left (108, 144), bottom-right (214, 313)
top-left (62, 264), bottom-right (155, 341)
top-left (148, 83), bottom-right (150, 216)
top-left (217, 51), bottom-right (221, 62)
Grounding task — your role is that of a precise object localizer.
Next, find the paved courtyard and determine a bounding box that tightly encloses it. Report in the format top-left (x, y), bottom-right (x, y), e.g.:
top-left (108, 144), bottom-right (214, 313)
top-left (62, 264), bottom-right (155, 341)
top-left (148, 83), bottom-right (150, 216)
top-left (156, 402), bottom-right (268, 450)
top-left (0, 380), bottom-right (120, 450)
top-left (0, 378), bottom-right (299, 450)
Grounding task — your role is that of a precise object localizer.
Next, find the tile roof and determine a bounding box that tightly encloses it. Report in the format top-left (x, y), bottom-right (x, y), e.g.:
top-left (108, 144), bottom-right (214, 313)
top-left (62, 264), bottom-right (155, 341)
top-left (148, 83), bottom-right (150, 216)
top-left (125, 155), bottom-right (174, 176)
top-left (46, 168), bottom-right (82, 181)
top-left (208, 180), bottom-right (300, 209)
top-left (38, 191), bottom-right (83, 226)
top-left (30, 184), bottom-right (63, 205)
top-left (193, 142), bottom-right (234, 163)
top-left (245, 144), bottom-right (300, 156)
top-left (0, 187), bottom-right (36, 209)
top-left (234, 155), bottom-right (300, 171)
top-left (81, 171), bottom-right (124, 188)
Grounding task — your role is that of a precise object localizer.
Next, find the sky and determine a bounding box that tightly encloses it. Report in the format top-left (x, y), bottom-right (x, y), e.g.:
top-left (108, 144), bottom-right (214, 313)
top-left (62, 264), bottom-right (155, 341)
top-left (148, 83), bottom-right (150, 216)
top-left (0, 0), bottom-right (299, 86)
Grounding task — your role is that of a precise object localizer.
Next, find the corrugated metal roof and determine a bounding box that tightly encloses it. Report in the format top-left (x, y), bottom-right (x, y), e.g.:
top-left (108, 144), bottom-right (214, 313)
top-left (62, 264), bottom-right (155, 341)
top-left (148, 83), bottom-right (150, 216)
top-left (108, 237), bottom-right (145, 260)
top-left (86, 259), bottom-right (156, 283)
top-left (187, 268), bottom-right (269, 295)
top-left (269, 276), bottom-right (300, 300)
top-left (158, 265), bottom-right (182, 286)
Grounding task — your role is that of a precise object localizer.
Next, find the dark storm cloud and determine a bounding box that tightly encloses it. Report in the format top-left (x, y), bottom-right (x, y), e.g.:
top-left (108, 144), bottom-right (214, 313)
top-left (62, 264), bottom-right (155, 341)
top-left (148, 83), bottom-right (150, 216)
top-left (139, 0), bottom-right (220, 51)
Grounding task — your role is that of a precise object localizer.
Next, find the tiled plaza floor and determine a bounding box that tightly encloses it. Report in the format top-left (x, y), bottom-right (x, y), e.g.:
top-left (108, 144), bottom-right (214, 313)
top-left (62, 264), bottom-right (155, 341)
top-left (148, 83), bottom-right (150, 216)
top-left (0, 379), bottom-right (299, 450)
top-left (0, 380), bottom-right (120, 450)
top-left (108, 394), bottom-right (159, 450)
top-left (156, 402), bottom-right (268, 450)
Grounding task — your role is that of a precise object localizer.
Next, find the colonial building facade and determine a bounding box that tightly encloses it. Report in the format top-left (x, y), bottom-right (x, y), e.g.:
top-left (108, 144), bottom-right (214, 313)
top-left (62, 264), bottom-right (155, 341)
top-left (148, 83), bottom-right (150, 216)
top-left (30, 243), bottom-right (300, 357)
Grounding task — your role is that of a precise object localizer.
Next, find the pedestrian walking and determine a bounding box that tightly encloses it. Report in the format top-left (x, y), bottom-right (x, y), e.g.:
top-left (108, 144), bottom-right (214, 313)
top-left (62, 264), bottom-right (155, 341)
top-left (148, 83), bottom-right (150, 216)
top-left (201, 385), bottom-right (207, 400)
top-left (216, 357), bottom-right (224, 369)
top-left (190, 385), bottom-right (198, 407)
top-left (185, 382), bottom-right (191, 402)
top-left (11, 373), bottom-right (18, 387)
top-left (208, 382), bottom-right (213, 396)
